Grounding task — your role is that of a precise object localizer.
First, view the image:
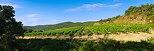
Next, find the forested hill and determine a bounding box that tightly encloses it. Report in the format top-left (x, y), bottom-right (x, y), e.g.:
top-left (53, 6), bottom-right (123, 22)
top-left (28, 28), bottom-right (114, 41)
top-left (24, 21), bottom-right (95, 31)
top-left (95, 4), bottom-right (154, 25)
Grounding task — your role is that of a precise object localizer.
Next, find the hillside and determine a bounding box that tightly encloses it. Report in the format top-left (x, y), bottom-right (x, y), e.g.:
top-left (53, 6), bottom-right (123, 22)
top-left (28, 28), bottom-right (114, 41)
top-left (95, 4), bottom-right (154, 25)
top-left (24, 21), bottom-right (95, 31)
top-left (23, 4), bottom-right (154, 42)
top-left (23, 23), bottom-right (154, 41)
top-left (24, 4), bottom-right (154, 32)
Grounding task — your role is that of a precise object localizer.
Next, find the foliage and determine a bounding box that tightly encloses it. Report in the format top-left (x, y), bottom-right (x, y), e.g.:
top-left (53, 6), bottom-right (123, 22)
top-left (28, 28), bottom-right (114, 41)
top-left (148, 24), bottom-right (154, 29)
top-left (125, 4), bottom-right (154, 23)
top-left (125, 4), bottom-right (154, 15)
top-left (0, 5), bottom-right (24, 51)
top-left (98, 15), bottom-right (121, 22)
top-left (1, 39), bottom-right (154, 51)
top-left (147, 38), bottom-right (154, 44)
top-left (0, 5), bottom-right (23, 36)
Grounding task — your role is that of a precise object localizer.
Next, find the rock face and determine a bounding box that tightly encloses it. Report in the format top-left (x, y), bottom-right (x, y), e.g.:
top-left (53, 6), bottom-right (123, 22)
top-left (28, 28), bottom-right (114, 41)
top-left (112, 15), bottom-right (153, 24)
top-left (95, 14), bottom-right (154, 25)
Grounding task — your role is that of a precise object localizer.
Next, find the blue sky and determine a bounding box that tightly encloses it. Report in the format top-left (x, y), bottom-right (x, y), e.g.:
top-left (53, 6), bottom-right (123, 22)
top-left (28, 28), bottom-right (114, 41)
top-left (0, 0), bottom-right (154, 26)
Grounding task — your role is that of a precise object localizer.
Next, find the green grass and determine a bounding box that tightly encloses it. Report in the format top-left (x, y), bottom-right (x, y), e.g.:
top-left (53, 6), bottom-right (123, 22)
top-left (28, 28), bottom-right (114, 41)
top-left (25, 23), bottom-right (154, 36)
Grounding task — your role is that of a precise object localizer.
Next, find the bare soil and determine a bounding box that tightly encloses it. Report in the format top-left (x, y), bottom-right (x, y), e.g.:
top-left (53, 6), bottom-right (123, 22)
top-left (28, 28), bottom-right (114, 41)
top-left (17, 29), bottom-right (154, 42)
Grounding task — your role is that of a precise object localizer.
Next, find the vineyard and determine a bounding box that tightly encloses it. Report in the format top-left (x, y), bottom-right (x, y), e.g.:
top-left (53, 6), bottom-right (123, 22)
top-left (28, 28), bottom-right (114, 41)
top-left (25, 23), bottom-right (154, 37)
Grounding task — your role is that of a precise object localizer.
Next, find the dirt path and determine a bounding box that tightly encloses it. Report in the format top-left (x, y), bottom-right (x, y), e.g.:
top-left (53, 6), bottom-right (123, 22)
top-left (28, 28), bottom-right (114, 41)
top-left (108, 29), bottom-right (154, 42)
top-left (18, 29), bottom-right (154, 42)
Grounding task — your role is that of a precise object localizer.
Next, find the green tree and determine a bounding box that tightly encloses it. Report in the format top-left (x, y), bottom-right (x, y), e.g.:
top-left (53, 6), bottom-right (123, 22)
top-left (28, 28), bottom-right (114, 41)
top-left (0, 5), bottom-right (24, 51)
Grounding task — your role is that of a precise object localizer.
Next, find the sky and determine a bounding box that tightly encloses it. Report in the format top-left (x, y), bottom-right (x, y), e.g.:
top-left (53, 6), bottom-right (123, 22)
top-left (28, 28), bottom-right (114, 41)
top-left (0, 0), bottom-right (154, 26)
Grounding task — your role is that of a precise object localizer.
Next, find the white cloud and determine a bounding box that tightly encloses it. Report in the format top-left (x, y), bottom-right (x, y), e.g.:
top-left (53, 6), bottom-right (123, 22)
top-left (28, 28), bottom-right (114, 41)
top-left (65, 3), bottom-right (122, 11)
top-left (0, 4), bottom-right (21, 8)
top-left (15, 14), bottom-right (61, 26)
top-left (26, 14), bottom-right (40, 21)
top-left (16, 14), bottom-right (40, 22)
top-left (27, 14), bottom-right (38, 18)
top-left (108, 3), bottom-right (122, 7)
top-left (15, 14), bottom-right (40, 26)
